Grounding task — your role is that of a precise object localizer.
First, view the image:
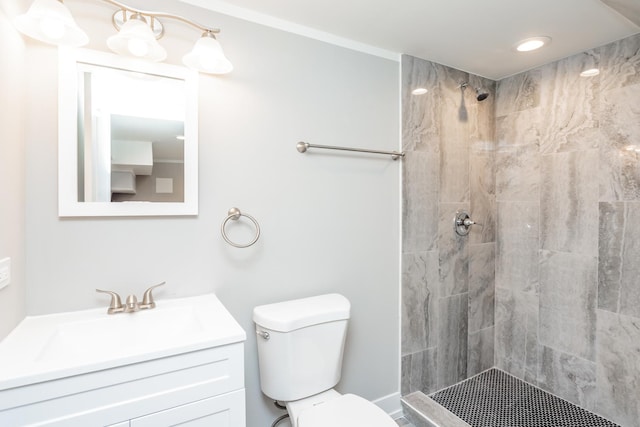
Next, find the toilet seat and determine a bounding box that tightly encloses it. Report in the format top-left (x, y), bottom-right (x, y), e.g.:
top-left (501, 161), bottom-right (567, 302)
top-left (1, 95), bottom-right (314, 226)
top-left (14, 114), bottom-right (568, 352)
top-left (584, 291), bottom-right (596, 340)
top-left (297, 394), bottom-right (397, 427)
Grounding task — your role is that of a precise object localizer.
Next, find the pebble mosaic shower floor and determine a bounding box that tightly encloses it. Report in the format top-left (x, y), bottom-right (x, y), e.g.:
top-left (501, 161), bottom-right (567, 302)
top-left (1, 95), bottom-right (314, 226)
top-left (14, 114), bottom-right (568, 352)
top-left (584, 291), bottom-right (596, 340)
top-left (429, 368), bottom-right (619, 427)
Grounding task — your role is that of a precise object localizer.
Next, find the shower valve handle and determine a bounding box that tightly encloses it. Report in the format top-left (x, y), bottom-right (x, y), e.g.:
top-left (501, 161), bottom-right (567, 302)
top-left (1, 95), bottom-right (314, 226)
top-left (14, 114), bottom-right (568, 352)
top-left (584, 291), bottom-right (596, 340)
top-left (454, 210), bottom-right (481, 236)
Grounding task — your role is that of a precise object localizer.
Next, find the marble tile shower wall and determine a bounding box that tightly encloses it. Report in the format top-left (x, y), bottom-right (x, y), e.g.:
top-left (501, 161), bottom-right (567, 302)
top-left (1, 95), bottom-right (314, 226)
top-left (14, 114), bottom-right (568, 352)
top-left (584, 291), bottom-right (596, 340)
top-left (494, 33), bottom-right (640, 427)
top-left (401, 55), bottom-right (497, 395)
top-left (402, 33), bottom-right (640, 427)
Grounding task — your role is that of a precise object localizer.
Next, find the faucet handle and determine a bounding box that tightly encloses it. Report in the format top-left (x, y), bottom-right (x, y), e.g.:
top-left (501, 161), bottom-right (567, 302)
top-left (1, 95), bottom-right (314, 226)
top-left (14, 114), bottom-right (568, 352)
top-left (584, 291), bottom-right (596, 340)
top-left (96, 289), bottom-right (124, 314)
top-left (140, 281), bottom-right (165, 309)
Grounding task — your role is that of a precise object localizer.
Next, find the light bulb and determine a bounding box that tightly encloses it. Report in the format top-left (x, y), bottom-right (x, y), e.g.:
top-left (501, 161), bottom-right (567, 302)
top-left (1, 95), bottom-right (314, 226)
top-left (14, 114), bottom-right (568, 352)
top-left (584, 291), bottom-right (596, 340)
top-left (39, 15), bottom-right (65, 39)
top-left (517, 40), bottom-right (544, 51)
top-left (127, 38), bottom-right (149, 57)
top-left (515, 36), bottom-right (552, 52)
top-left (580, 68), bottom-right (600, 77)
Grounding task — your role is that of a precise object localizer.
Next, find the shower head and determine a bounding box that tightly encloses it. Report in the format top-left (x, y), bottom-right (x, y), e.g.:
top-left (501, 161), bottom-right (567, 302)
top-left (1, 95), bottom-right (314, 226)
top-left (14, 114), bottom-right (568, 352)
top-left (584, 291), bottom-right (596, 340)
top-left (476, 88), bottom-right (489, 101)
top-left (459, 82), bottom-right (490, 102)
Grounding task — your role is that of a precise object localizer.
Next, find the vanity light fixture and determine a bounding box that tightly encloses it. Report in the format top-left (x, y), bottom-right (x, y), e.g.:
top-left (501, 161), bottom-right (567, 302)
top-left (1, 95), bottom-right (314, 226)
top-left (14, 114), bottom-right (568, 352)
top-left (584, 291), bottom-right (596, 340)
top-left (107, 13), bottom-right (167, 61)
top-left (14, 0), bottom-right (88, 47)
top-left (182, 31), bottom-right (233, 75)
top-left (515, 36), bottom-right (551, 52)
top-left (15, 0), bottom-right (233, 74)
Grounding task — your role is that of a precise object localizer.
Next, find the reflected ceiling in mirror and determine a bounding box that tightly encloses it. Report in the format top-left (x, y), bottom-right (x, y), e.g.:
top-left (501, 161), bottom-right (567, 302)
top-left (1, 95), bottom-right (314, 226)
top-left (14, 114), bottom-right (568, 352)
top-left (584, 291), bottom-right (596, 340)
top-left (59, 48), bottom-right (198, 216)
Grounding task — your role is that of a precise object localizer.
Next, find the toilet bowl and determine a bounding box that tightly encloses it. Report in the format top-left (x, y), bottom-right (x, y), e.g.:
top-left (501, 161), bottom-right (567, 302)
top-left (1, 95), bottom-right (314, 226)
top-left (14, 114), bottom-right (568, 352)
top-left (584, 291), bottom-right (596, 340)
top-left (253, 294), bottom-right (397, 427)
top-left (288, 389), bottom-right (397, 427)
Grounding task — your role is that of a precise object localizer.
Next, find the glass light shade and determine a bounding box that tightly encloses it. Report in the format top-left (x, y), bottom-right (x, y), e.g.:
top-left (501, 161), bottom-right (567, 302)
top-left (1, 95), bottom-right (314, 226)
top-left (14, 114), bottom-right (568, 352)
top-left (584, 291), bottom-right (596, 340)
top-left (183, 34), bottom-right (233, 75)
top-left (107, 16), bottom-right (166, 62)
top-left (14, 0), bottom-right (88, 47)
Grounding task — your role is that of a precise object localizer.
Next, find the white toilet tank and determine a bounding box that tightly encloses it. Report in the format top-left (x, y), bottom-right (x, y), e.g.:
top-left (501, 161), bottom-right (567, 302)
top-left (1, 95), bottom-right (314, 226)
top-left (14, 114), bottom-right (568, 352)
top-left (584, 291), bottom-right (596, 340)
top-left (253, 294), bottom-right (351, 402)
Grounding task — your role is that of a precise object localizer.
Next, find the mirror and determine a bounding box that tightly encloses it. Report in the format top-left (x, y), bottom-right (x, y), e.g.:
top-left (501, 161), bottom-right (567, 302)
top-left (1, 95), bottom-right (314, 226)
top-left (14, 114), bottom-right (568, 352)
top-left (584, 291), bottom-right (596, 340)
top-left (58, 48), bottom-right (198, 216)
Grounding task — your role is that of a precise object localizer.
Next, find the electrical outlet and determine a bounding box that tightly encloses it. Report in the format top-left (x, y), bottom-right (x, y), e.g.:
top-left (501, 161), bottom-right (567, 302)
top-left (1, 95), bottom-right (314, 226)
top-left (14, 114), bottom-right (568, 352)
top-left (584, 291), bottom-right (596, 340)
top-left (0, 258), bottom-right (10, 291)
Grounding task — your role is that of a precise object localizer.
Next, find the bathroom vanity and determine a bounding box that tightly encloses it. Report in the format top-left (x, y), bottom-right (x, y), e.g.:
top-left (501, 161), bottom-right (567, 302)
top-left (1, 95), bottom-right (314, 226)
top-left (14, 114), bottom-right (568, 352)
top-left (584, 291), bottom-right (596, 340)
top-left (0, 294), bottom-right (246, 426)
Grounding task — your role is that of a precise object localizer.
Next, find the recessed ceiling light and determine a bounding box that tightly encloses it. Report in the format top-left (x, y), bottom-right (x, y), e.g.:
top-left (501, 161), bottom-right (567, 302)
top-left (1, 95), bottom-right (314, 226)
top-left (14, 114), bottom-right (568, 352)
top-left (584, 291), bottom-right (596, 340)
top-left (515, 36), bottom-right (551, 52)
top-left (411, 87), bottom-right (428, 95)
top-left (580, 68), bottom-right (600, 77)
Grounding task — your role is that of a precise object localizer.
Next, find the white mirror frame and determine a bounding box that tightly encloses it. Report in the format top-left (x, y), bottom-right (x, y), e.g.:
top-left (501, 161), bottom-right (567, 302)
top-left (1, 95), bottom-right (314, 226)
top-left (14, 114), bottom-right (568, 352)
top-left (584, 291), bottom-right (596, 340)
top-left (58, 48), bottom-right (199, 217)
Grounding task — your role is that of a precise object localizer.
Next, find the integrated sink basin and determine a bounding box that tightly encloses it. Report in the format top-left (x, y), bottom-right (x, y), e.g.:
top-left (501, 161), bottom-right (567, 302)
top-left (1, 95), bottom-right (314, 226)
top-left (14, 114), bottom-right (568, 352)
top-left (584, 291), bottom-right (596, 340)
top-left (35, 305), bottom-right (202, 363)
top-left (0, 293), bottom-right (246, 390)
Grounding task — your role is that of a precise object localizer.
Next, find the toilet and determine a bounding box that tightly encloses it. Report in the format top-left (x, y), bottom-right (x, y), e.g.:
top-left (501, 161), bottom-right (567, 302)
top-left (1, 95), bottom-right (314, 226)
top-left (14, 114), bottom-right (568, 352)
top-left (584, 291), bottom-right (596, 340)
top-left (253, 293), bottom-right (397, 427)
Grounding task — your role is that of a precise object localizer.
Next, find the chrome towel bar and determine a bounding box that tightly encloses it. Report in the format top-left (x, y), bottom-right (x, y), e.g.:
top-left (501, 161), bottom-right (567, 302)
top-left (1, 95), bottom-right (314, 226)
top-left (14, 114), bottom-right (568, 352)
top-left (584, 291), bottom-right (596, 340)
top-left (296, 141), bottom-right (405, 160)
top-left (221, 207), bottom-right (261, 248)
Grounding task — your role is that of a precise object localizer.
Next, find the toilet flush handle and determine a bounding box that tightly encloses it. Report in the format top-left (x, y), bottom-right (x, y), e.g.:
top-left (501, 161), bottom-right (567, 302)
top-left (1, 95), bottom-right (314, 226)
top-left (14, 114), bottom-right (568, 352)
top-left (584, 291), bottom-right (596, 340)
top-left (257, 330), bottom-right (270, 340)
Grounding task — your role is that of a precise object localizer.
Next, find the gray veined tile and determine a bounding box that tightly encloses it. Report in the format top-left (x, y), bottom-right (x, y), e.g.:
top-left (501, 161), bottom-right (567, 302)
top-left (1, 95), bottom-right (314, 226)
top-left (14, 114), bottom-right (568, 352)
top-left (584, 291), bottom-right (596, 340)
top-left (438, 203), bottom-right (469, 297)
top-left (439, 113), bottom-right (470, 203)
top-left (496, 202), bottom-right (539, 294)
top-left (598, 33), bottom-right (640, 92)
top-left (469, 152), bottom-right (496, 244)
top-left (402, 251), bottom-right (439, 354)
top-left (539, 250), bottom-right (597, 362)
top-left (598, 201), bottom-right (640, 319)
top-left (467, 326), bottom-right (494, 377)
top-left (468, 243), bottom-right (495, 332)
top-left (599, 143), bottom-right (640, 202)
top-left (496, 107), bottom-right (542, 149)
top-left (401, 55), bottom-right (443, 153)
top-left (401, 347), bottom-right (438, 396)
top-left (402, 151), bottom-right (439, 253)
top-left (494, 287), bottom-right (538, 381)
top-left (599, 82), bottom-right (640, 201)
top-left (596, 309), bottom-right (640, 427)
top-left (496, 69), bottom-right (541, 117)
top-left (437, 293), bottom-right (468, 389)
top-left (495, 142), bottom-right (540, 203)
top-left (495, 106), bottom-right (541, 204)
top-left (537, 51), bottom-right (602, 154)
top-left (616, 202), bottom-right (640, 319)
top-left (537, 345), bottom-right (597, 411)
top-left (598, 202), bottom-right (624, 313)
top-left (540, 150), bottom-right (599, 256)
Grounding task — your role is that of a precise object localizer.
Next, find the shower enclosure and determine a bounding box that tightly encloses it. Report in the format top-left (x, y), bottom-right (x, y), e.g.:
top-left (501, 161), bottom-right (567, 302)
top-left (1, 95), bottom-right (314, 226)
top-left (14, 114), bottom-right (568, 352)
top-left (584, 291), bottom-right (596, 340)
top-left (401, 33), bottom-right (640, 427)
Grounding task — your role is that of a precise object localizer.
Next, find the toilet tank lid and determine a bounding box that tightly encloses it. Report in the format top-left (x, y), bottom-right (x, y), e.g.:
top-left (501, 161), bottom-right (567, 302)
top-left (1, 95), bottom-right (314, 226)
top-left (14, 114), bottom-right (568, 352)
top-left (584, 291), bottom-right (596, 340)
top-left (253, 293), bottom-right (350, 332)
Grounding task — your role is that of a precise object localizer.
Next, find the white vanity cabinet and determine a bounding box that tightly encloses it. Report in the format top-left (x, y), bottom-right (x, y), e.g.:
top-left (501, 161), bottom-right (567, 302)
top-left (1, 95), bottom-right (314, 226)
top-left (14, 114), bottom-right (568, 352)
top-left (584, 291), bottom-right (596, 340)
top-left (0, 294), bottom-right (246, 427)
top-left (1, 342), bottom-right (245, 426)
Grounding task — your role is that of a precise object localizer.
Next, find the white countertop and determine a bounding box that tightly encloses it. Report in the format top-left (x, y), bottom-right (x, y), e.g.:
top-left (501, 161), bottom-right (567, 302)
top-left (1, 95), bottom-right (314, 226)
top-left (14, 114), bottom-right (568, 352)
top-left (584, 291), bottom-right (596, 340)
top-left (0, 293), bottom-right (246, 390)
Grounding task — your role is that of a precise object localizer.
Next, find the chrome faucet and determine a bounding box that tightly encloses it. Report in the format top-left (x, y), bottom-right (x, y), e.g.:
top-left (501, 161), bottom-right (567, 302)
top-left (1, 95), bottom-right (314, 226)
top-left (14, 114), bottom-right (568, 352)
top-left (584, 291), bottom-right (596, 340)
top-left (96, 282), bottom-right (165, 315)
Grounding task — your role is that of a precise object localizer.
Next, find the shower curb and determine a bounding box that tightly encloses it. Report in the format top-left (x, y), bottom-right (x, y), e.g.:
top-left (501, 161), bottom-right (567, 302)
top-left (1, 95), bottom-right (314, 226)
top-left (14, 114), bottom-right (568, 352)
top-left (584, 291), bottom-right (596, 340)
top-left (401, 392), bottom-right (470, 427)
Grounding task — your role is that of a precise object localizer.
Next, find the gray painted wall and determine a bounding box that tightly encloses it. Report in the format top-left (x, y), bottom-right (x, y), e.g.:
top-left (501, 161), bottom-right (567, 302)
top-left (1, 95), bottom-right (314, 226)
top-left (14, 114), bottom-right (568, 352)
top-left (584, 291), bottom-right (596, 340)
top-left (13, 1), bottom-right (400, 425)
top-left (401, 56), bottom-right (497, 395)
top-left (0, 0), bottom-right (27, 339)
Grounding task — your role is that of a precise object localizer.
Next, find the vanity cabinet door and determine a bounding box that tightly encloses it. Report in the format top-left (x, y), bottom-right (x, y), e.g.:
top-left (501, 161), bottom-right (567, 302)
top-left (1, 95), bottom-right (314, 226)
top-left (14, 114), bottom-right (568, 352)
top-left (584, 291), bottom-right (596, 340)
top-left (130, 389), bottom-right (245, 427)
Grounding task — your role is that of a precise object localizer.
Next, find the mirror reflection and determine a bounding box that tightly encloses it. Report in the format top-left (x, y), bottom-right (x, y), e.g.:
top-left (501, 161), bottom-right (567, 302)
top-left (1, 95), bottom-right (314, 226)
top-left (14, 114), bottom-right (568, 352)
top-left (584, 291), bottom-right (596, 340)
top-left (59, 48), bottom-right (198, 217)
top-left (76, 63), bottom-right (185, 203)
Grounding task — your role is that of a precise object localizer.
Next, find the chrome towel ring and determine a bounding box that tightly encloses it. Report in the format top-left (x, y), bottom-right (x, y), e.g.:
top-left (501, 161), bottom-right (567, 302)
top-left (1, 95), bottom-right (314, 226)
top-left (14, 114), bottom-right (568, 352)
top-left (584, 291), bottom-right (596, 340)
top-left (221, 207), bottom-right (261, 248)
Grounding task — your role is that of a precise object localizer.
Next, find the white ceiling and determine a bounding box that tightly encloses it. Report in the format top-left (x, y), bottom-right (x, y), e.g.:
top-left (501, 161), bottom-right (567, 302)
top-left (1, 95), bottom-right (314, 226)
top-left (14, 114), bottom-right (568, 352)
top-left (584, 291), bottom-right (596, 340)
top-left (179, 0), bottom-right (640, 80)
